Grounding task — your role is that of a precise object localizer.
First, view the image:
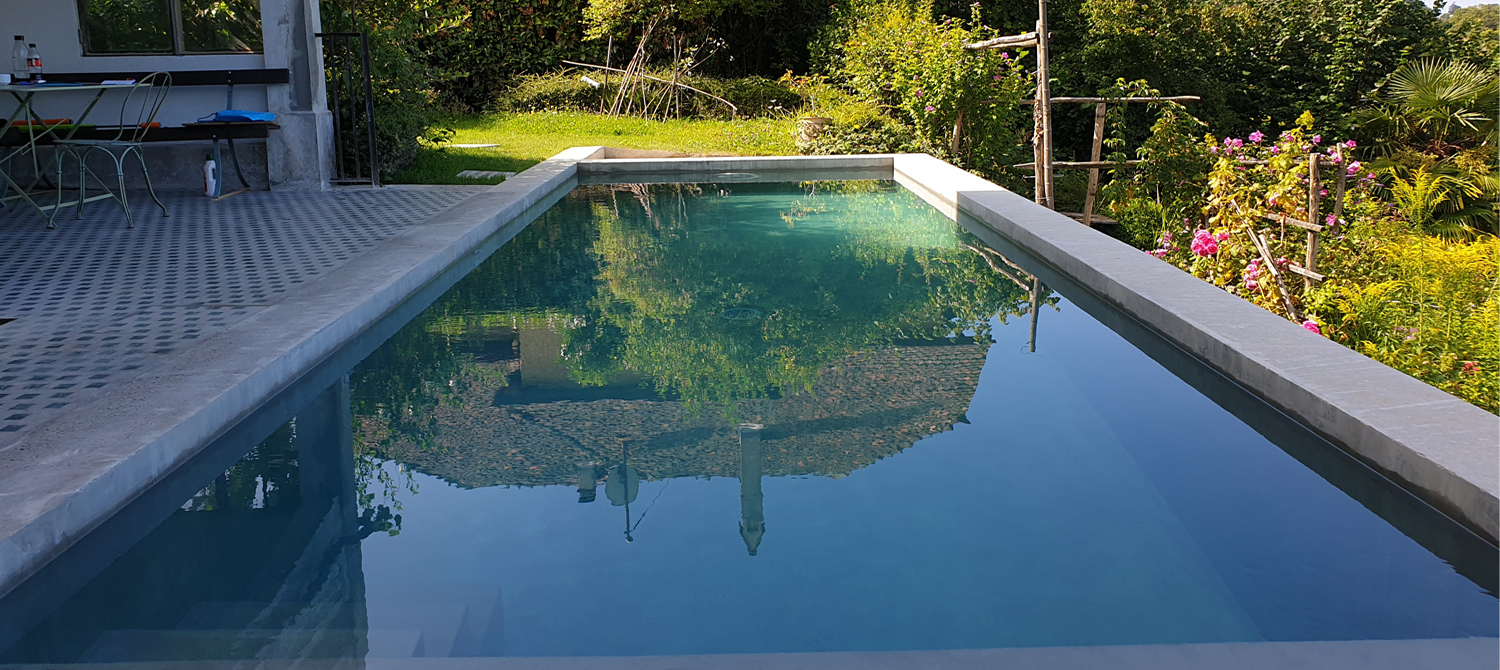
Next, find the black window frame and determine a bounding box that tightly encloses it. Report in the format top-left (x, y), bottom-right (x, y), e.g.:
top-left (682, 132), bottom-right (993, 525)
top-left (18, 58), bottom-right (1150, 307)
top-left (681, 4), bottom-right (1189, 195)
top-left (76, 0), bottom-right (265, 56)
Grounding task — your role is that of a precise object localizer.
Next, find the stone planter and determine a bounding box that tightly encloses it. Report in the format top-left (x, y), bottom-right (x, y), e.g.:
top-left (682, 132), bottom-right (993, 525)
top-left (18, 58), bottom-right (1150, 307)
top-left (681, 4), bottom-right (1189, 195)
top-left (797, 116), bottom-right (833, 145)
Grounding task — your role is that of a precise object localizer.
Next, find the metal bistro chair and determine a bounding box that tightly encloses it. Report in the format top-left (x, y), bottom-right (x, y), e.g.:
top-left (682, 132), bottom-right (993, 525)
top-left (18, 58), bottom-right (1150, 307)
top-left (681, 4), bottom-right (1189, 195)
top-left (55, 72), bottom-right (172, 228)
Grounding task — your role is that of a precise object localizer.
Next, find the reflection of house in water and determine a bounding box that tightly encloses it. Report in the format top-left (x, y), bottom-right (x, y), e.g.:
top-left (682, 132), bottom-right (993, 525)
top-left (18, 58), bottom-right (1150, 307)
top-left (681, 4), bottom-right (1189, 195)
top-left (366, 328), bottom-right (989, 554)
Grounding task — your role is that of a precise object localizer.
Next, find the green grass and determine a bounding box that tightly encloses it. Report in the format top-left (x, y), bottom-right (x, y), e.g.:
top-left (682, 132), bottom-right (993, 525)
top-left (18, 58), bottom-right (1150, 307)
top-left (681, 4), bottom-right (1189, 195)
top-left (390, 111), bottom-right (800, 185)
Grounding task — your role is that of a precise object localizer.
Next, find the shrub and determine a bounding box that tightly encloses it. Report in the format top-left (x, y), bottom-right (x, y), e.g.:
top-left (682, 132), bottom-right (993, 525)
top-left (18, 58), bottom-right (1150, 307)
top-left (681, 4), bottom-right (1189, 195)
top-left (802, 115), bottom-right (929, 155)
top-left (1309, 227), bottom-right (1498, 412)
top-left (494, 71), bottom-right (804, 118)
top-left (496, 73), bottom-right (610, 113)
top-left (816, 0), bottom-right (1032, 174)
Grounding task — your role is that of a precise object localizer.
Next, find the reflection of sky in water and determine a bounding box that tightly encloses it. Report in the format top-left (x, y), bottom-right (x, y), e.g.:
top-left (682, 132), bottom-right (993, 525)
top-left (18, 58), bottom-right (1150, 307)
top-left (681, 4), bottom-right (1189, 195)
top-left (360, 298), bottom-right (1496, 657)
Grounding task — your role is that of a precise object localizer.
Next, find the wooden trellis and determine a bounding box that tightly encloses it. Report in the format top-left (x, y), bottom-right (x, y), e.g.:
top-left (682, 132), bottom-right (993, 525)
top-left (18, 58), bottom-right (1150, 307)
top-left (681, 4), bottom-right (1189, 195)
top-left (962, 1), bottom-right (1199, 226)
top-left (960, 4), bottom-right (1354, 320)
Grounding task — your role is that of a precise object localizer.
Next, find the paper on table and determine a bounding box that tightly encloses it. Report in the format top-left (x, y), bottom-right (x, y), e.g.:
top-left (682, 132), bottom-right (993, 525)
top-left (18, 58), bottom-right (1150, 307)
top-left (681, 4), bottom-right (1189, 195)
top-left (100, 79), bottom-right (137, 85)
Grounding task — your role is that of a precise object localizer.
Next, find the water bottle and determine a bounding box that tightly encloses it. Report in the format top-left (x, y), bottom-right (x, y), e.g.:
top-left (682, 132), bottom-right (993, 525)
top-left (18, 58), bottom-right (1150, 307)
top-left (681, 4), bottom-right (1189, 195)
top-left (26, 44), bottom-right (41, 80)
top-left (12, 36), bottom-right (27, 81)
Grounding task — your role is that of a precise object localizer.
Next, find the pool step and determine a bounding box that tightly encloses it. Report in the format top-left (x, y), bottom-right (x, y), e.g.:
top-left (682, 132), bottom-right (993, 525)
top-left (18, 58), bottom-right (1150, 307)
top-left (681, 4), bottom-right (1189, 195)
top-left (166, 583), bottom-right (502, 658)
top-left (78, 628), bottom-right (425, 662)
top-left (172, 601), bottom-right (470, 657)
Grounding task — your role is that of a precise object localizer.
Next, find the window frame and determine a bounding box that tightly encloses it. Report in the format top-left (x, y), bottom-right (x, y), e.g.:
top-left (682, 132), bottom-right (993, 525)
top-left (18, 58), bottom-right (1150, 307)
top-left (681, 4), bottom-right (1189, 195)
top-left (76, 0), bottom-right (264, 57)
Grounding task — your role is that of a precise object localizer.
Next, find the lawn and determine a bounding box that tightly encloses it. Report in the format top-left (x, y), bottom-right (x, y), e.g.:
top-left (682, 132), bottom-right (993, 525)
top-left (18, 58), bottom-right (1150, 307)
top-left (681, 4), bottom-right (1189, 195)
top-left (390, 111), bottom-right (800, 185)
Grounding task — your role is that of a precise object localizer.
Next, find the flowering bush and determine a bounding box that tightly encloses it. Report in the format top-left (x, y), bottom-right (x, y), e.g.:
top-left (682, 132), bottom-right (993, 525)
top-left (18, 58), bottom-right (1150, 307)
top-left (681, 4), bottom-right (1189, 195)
top-left (1117, 110), bottom-right (1497, 412)
top-left (1136, 114), bottom-right (1378, 321)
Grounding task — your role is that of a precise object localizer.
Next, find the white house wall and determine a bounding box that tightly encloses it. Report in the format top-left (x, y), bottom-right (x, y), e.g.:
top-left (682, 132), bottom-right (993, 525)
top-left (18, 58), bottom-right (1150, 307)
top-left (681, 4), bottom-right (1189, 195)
top-left (0, 0), bottom-right (330, 190)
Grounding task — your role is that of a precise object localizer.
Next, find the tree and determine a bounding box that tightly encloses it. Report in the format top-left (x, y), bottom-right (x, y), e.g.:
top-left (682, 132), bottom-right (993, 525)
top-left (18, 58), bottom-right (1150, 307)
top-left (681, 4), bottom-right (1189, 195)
top-left (1352, 58), bottom-right (1498, 237)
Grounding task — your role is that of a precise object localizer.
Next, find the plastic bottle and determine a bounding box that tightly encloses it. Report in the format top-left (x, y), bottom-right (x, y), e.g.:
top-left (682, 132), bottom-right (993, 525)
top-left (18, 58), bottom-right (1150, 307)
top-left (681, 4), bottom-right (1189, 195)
top-left (26, 43), bottom-right (40, 81)
top-left (204, 155), bottom-right (218, 197)
top-left (12, 36), bottom-right (27, 81)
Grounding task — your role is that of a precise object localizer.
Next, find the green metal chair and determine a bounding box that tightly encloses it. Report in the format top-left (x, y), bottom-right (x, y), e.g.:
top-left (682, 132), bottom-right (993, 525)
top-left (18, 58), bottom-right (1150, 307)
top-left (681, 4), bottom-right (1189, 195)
top-left (55, 72), bottom-right (172, 228)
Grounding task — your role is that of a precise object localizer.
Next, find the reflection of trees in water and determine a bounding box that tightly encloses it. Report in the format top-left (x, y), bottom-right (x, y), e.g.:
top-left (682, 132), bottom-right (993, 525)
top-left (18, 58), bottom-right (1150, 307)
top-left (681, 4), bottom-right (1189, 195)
top-left (566, 181), bottom-right (1042, 416)
top-left (182, 422), bottom-right (300, 512)
top-left (350, 180), bottom-right (1048, 453)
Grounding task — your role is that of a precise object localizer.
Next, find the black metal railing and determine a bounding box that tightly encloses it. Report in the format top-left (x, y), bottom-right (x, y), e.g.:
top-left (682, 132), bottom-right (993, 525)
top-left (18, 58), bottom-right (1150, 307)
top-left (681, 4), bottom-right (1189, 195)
top-left (316, 32), bottom-right (379, 186)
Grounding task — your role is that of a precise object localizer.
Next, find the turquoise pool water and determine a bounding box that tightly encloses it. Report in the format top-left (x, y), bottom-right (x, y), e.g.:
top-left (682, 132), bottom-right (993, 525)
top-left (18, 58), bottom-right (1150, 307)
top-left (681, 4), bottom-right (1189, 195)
top-left (1, 181), bottom-right (1494, 664)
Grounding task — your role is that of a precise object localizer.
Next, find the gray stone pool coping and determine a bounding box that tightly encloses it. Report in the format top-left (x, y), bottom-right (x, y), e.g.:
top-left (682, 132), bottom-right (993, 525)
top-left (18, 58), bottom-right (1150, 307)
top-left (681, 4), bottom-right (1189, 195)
top-left (0, 149), bottom-right (1494, 605)
top-left (0, 637), bottom-right (1492, 669)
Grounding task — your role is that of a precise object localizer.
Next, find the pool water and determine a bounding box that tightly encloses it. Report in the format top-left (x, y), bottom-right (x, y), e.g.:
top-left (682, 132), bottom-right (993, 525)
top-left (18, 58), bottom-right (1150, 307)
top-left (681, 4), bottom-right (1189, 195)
top-left (2, 181), bottom-right (1494, 663)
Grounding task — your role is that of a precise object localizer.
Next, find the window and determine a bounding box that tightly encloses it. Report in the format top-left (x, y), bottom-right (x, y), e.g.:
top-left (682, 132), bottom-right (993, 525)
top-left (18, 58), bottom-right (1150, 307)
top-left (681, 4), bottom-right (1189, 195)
top-left (78, 0), bottom-right (263, 55)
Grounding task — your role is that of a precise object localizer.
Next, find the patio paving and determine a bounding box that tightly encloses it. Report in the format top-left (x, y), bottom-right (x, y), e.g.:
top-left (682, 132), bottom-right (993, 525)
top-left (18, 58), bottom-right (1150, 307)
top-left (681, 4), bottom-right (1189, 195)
top-left (0, 186), bottom-right (485, 448)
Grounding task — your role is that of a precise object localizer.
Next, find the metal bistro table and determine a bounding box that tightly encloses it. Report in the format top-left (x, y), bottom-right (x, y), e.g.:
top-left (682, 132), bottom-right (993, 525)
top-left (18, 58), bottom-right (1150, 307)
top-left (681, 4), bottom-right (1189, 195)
top-left (0, 82), bottom-right (138, 227)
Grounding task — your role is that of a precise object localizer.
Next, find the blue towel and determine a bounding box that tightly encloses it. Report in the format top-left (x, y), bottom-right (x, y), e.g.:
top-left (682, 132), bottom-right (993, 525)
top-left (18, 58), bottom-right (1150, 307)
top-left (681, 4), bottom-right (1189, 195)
top-left (197, 110), bottom-right (277, 123)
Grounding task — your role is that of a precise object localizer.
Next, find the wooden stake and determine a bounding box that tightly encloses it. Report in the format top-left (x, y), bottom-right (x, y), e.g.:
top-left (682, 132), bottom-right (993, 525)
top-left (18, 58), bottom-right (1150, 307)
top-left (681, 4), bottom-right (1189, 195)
top-left (950, 109), bottom-right (966, 158)
top-left (1332, 149), bottom-right (1348, 224)
top-left (1305, 153), bottom-right (1321, 291)
top-left (965, 32), bottom-right (1039, 50)
top-left (1250, 231), bottom-right (1300, 321)
top-left (1082, 102), bottom-right (1106, 227)
top-left (1028, 275), bottom-right (1041, 353)
top-left (1033, 0), bottom-right (1054, 209)
top-left (566, 60), bottom-right (737, 116)
top-left (1018, 95), bottom-right (1200, 104)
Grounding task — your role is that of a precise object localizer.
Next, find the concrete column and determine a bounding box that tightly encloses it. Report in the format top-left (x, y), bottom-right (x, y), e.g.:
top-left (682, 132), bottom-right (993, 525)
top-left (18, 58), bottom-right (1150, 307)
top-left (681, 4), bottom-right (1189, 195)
top-left (262, 0), bottom-right (335, 190)
top-left (738, 425), bottom-right (765, 556)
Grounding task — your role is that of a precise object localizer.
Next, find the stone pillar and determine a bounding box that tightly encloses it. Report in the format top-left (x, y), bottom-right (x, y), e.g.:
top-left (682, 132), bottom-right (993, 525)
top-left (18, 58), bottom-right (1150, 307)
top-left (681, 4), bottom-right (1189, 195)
top-left (262, 0), bottom-right (335, 190)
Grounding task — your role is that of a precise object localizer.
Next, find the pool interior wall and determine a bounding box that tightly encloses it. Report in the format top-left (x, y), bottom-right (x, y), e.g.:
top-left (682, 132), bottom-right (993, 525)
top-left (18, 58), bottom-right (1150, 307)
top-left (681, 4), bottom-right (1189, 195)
top-left (1, 151), bottom-right (1491, 627)
top-left (0, 178), bottom-right (1493, 665)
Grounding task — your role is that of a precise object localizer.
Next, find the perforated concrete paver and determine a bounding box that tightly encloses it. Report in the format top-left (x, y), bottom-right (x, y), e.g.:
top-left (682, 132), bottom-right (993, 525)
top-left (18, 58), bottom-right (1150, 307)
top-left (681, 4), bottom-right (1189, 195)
top-left (0, 187), bottom-right (482, 446)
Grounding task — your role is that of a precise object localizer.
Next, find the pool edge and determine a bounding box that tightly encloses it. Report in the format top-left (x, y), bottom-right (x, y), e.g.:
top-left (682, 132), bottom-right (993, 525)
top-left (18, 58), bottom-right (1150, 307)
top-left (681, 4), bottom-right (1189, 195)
top-left (894, 153), bottom-right (1498, 544)
top-left (0, 146), bottom-right (608, 600)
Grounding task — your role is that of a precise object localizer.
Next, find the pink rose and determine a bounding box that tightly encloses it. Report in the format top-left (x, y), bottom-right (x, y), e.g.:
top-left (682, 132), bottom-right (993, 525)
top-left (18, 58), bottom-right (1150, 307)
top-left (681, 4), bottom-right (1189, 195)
top-left (1190, 229), bottom-right (1219, 256)
top-left (1301, 320), bottom-right (1321, 335)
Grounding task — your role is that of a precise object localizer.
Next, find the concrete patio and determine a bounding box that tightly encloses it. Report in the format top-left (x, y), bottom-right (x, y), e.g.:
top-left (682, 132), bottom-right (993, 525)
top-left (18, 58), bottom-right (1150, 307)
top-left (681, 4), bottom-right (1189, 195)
top-left (0, 187), bottom-right (483, 447)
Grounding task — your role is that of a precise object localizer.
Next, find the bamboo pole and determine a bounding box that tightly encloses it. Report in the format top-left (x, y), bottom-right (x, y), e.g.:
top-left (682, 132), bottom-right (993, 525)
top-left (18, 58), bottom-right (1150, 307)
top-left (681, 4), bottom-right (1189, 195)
top-left (950, 110), bottom-right (966, 158)
top-left (1082, 102), bottom-right (1106, 227)
top-left (1019, 96), bottom-right (1200, 104)
top-left (1028, 275), bottom-right (1041, 353)
top-left (565, 59), bottom-right (738, 116)
top-left (1014, 160), bottom-right (1144, 169)
top-left (965, 32), bottom-right (1039, 50)
top-left (1250, 230), bottom-right (1301, 321)
top-left (1305, 153), bottom-right (1321, 291)
top-left (1332, 149), bottom-right (1348, 224)
top-left (1034, 0), bottom-right (1054, 209)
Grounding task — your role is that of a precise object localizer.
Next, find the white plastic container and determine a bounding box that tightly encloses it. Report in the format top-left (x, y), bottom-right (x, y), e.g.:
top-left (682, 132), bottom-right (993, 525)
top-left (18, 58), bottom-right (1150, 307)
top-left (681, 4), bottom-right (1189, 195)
top-left (204, 156), bottom-right (218, 197)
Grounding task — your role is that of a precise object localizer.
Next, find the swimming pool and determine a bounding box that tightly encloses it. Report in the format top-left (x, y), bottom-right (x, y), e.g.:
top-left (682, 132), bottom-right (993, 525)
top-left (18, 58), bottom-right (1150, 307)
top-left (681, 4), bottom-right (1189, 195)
top-left (1, 178), bottom-right (1494, 666)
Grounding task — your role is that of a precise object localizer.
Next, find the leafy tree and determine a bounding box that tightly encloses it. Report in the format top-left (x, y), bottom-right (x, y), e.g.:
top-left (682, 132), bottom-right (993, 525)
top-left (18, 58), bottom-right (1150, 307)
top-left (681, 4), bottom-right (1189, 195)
top-left (1432, 4), bottom-right (1500, 71)
top-left (321, 0), bottom-right (465, 175)
top-left (814, 1), bottom-right (1033, 179)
